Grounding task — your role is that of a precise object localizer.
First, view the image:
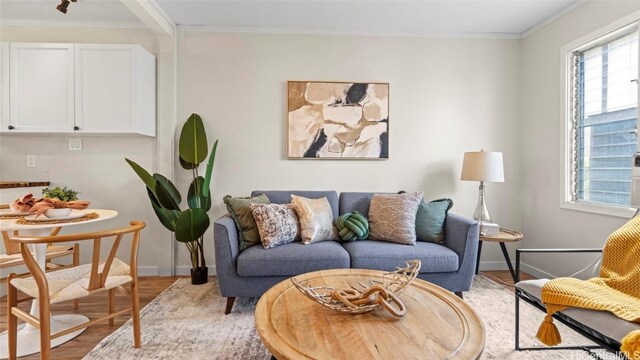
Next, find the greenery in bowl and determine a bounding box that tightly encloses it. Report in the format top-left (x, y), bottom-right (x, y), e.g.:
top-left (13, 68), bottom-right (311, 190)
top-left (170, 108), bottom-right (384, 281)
top-left (42, 186), bottom-right (79, 202)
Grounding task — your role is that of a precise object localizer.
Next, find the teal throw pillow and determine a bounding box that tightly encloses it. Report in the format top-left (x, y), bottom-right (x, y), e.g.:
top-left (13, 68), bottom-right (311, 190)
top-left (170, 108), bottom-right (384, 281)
top-left (223, 194), bottom-right (271, 251)
top-left (415, 198), bottom-right (453, 244)
top-left (335, 211), bottom-right (369, 241)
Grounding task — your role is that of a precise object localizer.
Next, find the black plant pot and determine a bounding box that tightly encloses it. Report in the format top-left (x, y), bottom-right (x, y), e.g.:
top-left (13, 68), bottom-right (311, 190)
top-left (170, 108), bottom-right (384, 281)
top-left (190, 267), bottom-right (208, 285)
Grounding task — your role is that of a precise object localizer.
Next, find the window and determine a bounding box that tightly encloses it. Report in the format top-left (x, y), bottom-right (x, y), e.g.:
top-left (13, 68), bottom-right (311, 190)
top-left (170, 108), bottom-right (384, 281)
top-left (568, 27), bottom-right (639, 208)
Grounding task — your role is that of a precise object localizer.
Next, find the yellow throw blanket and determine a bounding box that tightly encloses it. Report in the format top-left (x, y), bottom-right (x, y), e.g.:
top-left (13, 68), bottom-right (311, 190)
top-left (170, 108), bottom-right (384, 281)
top-left (537, 216), bottom-right (640, 358)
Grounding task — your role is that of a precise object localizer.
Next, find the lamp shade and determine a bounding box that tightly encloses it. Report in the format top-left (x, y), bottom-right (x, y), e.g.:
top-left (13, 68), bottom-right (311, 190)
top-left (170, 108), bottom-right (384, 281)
top-left (460, 150), bottom-right (504, 182)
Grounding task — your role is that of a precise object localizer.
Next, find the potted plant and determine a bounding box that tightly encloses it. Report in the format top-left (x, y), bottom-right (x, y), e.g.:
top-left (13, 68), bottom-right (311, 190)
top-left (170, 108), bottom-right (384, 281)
top-left (126, 113), bottom-right (218, 285)
top-left (42, 186), bottom-right (79, 202)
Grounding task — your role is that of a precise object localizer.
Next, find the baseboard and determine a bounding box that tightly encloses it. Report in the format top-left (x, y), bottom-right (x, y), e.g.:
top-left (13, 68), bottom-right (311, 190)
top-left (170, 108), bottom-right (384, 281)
top-left (520, 262), bottom-right (556, 280)
top-left (477, 261), bottom-right (509, 271)
top-left (137, 266), bottom-right (176, 277)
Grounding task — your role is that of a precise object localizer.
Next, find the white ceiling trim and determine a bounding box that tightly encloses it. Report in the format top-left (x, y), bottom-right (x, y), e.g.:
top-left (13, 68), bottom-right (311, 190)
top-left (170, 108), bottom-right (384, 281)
top-left (177, 25), bottom-right (522, 40)
top-left (0, 19), bottom-right (147, 30)
top-left (521, 0), bottom-right (586, 38)
top-left (120, 0), bottom-right (175, 36)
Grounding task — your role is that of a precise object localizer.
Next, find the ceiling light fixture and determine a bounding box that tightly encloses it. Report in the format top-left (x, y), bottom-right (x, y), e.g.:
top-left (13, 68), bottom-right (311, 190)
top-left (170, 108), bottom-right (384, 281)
top-left (56, 0), bottom-right (77, 14)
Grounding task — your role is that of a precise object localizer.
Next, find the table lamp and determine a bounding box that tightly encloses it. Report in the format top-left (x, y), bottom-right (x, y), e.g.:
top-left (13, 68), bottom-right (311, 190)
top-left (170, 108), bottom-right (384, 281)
top-left (460, 150), bottom-right (504, 223)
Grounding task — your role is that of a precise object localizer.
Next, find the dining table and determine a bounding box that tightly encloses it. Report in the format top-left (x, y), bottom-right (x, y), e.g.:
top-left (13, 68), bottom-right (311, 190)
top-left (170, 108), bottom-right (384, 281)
top-left (0, 208), bottom-right (118, 359)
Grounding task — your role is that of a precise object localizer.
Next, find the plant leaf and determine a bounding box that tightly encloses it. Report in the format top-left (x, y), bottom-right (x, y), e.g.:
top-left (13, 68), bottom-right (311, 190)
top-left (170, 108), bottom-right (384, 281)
top-left (175, 208), bottom-right (210, 243)
top-left (188, 176), bottom-right (211, 211)
top-left (179, 155), bottom-right (197, 170)
top-left (153, 174), bottom-right (181, 210)
top-left (179, 113), bottom-right (208, 166)
top-left (147, 188), bottom-right (179, 231)
top-left (202, 140), bottom-right (218, 198)
top-left (125, 158), bottom-right (157, 197)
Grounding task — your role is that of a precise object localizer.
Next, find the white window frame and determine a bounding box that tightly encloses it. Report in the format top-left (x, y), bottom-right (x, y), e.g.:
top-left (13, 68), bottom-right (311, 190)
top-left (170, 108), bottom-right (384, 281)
top-left (560, 12), bottom-right (640, 218)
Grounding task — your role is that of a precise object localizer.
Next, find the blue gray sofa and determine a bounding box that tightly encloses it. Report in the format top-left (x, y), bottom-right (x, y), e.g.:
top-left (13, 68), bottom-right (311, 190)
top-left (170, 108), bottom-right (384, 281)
top-left (214, 190), bottom-right (480, 314)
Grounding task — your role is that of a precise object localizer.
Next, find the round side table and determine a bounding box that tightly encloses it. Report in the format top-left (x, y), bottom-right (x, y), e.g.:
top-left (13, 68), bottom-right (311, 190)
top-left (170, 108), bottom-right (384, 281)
top-left (475, 228), bottom-right (523, 283)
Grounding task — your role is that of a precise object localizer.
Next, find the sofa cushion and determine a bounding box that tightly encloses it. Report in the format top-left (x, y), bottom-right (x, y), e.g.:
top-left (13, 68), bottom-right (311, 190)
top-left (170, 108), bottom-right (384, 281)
top-left (339, 192), bottom-right (376, 217)
top-left (252, 190), bottom-right (339, 219)
top-left (516, 279), bottom-right (640, 343)
top-left (237, 241), bottom-right (351, 277)
top-left (416, 198), bottom-right (453, 244)
top-left (342, 240), bottom-right (459, 273)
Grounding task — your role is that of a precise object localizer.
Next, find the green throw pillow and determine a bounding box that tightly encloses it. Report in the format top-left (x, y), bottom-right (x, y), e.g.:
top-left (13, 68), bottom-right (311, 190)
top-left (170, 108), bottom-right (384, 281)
top-left (223, 194), bottom-right (271, 251)
top-left (415, 198), bottom-right (453, 244)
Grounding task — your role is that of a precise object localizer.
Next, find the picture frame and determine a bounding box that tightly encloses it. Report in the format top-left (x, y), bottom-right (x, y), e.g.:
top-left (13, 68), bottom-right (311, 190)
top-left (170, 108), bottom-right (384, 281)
top-left (287, 81), bottom-right (389, 159)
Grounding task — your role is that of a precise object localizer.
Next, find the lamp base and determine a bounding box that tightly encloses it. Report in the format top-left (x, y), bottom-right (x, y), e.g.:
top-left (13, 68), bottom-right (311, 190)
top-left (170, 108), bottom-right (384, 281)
top-left (473, 182), bottom-right (492, 223)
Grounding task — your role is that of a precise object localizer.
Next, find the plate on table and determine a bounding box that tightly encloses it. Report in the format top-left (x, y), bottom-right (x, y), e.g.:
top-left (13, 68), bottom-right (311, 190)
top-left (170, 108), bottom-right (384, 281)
top-left (0, 210), bottom-right (31, 217)
top-left (24, 210), bottom-right (87, 222)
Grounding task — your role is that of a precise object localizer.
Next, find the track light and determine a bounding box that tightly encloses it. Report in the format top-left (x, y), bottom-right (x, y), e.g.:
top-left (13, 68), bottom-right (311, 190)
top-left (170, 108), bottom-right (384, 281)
top-left (56, 0), bottom-right (77, 14)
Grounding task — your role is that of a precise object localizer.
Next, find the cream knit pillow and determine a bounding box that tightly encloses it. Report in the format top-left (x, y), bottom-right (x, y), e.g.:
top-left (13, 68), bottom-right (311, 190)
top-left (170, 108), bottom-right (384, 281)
top-left (368, 192), bottom-right (423, 245)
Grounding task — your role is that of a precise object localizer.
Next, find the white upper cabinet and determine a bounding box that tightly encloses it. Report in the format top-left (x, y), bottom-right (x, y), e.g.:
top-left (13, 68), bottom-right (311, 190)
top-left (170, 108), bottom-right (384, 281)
top-left (75, 44), bottom-right (156, 136)
top-left (9, 43), bottom-right (75, 133)
top-left (1, 43), bottom-right (156, 136)
top-left (1, 43), bottom-right (9, 128)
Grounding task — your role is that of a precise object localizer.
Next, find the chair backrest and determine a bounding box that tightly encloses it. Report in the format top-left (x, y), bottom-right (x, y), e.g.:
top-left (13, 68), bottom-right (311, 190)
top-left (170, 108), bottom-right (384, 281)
top-left (12, 221), bottom-right (145, 293)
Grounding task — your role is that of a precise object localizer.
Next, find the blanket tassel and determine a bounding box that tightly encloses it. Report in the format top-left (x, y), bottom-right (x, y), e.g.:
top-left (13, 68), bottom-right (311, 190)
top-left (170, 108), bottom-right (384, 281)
top-left (536, 315), bottom-right (561, 346)
top-left (621, 330), bottom-right (640, 360)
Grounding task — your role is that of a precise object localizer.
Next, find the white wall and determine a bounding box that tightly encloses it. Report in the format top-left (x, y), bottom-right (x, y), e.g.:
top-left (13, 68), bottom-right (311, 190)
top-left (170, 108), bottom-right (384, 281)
top-left (0, 26), bottom-right (176, 275)
top-left (177, 31), bottom-right (523, 270)
top-left (520, 1), bottom-right (640, 278)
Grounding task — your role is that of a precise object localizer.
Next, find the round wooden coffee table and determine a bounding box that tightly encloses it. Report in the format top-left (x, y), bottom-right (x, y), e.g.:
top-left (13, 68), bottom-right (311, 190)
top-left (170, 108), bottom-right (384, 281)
top-left (255, 269), bottom-right (485, 359)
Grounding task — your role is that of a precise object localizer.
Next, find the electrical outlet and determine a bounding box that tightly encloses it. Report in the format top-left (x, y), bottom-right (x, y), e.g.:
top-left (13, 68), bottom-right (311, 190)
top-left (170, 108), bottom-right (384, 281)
top-left (26, 155), bottom-right (36, 168)
top-left (69, 138), bottom-right (82, 151)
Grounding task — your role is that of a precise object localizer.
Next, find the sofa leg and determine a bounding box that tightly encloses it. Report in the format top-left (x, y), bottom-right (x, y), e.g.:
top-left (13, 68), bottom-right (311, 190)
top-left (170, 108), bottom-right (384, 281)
top-left (225, 297), bottom-right (236, 314)
top-left (455, 291), bottom-right (463, 299)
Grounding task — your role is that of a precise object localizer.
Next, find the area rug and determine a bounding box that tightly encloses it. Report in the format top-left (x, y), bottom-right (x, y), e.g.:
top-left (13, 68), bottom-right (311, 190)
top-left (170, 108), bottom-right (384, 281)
top-left (83, 275), bottom-right (615, 360)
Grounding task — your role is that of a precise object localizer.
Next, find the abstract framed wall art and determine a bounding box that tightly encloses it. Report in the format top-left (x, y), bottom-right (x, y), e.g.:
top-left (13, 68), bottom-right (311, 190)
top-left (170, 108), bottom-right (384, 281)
top-left (287, 81), bottom-right (389, 159)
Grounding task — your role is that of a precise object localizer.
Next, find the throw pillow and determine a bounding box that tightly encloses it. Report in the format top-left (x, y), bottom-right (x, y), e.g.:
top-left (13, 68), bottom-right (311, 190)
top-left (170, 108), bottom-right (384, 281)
top-left (290, 195), bottom-right (338, 244)
top-left (250, 203), bottom-right (300, 249)
top-left (416, 198), bottom-right (453, 244)
top-left (368, 191), bottom-right (423, 245)
top-left (223, 194), bottom-right (271, 251)
top-left (335, 211), bottom-right (369, 241)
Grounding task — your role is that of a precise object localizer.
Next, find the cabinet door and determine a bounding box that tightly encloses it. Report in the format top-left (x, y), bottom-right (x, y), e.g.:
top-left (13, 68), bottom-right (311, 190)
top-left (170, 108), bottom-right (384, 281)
top-left (75, 45), bottom-right (135, 133)
top-left (9, 43), bottom-right (75, 132)
top-left (0, 43), bottom-right (9, 131)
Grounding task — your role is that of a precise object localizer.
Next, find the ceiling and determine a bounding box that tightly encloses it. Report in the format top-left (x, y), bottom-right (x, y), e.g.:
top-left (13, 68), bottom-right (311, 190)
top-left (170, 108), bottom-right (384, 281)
top-left (0, 0), bottom-right (581, 37)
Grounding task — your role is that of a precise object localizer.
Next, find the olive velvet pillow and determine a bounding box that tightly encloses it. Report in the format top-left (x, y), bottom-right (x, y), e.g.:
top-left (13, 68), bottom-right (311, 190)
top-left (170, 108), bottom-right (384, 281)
top-left (368, 191), bottom-right (423, 245)
top-left (415, 198), bottom-right (453, 244)
top-left (223, 194), bottom-right (271, 251)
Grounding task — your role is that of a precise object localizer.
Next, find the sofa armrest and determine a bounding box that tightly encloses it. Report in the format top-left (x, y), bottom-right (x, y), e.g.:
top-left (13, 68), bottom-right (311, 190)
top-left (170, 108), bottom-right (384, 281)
top-left (214, 214), bottom-right (240, 278)
top-left (444, 213), bottom-right (480, 270)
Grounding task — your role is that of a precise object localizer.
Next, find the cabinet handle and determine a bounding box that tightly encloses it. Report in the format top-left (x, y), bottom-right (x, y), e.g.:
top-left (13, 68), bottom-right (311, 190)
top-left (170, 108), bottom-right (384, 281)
top-left (73, 126), bottom-right (80, 131)
top-left (7, 125), bottom-right (14, 130)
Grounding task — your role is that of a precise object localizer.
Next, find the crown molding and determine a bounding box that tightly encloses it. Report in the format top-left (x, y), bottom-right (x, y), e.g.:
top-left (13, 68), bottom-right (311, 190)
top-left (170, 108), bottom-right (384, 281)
top-left (120, 0), bottom-right (176, 37)
top-left (177, 25), bottom-right (522, 40)
top-left (521, 0), bottom-right (587, 38)
top-left (0, 19), bottom-right (147, 30)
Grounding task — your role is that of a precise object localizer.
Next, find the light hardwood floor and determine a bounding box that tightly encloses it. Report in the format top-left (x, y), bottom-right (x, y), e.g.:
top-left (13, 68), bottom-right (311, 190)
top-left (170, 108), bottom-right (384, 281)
top-left (0, 271), bottom-right (531, 359)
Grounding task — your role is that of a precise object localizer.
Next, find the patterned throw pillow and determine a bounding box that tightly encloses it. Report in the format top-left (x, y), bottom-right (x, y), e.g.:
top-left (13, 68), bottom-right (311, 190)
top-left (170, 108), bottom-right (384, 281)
top-left (223, 194), bottom-right (271, 251)
top-left (250, 203), bottom-right (300, 249)
top-left (368, 192), bottom-right (423, 245)
top-left (290, 195), bottom-right (338, 244)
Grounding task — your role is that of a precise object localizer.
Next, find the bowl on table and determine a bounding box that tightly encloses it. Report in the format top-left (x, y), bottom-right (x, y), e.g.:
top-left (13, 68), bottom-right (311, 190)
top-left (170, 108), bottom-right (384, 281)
top-left (44, 208), bottom-right (73, 218)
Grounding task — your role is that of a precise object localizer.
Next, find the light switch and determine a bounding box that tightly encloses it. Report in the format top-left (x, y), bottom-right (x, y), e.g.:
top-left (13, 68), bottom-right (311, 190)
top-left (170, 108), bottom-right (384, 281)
top-left (69, 138), bottom-right (82, 151)
top-left (26, 155), bottom-right (36, 168)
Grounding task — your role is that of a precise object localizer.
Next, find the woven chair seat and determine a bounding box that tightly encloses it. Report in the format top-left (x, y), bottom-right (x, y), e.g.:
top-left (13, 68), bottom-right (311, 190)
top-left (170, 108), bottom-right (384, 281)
top-left (11, 258), bottom-right (131, 304)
